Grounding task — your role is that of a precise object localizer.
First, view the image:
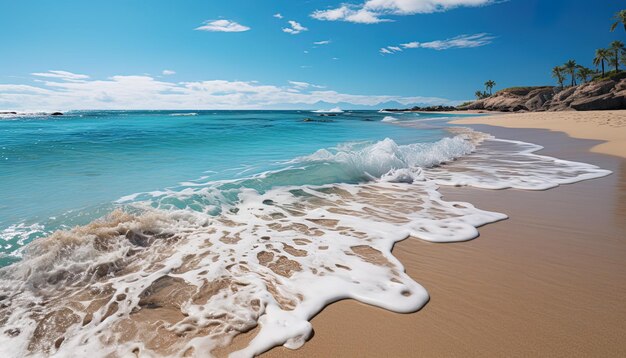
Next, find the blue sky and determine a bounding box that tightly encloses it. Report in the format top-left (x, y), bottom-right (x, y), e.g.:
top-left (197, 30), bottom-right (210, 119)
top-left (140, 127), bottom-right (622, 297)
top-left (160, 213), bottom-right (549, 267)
top-left (0, 0), bottom-right (623, 110)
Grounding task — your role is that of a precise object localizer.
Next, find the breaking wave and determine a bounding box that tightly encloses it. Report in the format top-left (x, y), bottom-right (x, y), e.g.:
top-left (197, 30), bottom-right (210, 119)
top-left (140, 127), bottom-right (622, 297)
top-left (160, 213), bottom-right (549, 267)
top-left (0, 128), bottom-right (612, 357)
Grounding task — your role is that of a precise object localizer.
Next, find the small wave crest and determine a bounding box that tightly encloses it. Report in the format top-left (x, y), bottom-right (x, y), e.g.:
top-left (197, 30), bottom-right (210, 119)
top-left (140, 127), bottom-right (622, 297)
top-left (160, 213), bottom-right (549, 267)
top-left (311, 107), bottom-right (343, 114)
top-left (169, 112), bottom-right (198, 117)
top-left (0, 128), bottom-right (612, 357)
top-left (294, 135), bottom-right (476, 183)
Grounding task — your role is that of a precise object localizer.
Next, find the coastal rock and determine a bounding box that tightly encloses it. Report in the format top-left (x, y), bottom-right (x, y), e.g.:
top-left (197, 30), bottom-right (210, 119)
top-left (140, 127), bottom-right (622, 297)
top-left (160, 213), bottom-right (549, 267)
top-left (50, 112), bottom-right (64, 116)
top-left (570, 93), bottom-right (626, 111)
top-left (459, 75), bottom-right (626, 112)
top-left (382, 105), bottom-right (457, 112)
top-left (461, 86), bottom-right (555, 112)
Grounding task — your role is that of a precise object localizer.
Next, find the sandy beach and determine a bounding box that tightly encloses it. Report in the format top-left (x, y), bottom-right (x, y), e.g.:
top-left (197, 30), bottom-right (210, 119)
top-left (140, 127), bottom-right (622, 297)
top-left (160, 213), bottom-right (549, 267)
top-left (453, 110), bottom-right (626, 158)
top-left (261, 111), bottom-right (626, 357)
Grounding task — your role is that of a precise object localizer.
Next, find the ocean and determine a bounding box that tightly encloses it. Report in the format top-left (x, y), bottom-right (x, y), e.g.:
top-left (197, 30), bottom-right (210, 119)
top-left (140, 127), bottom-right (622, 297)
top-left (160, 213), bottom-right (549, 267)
top-left (0, 110), bottom-right (611, 357)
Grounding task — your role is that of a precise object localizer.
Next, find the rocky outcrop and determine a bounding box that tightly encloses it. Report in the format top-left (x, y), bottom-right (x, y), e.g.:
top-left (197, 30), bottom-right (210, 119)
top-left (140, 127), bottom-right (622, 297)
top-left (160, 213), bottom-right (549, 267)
top-left (459, 73), bottom-right (626, 112)
top-left (383, 105), bottom-right (458, 112)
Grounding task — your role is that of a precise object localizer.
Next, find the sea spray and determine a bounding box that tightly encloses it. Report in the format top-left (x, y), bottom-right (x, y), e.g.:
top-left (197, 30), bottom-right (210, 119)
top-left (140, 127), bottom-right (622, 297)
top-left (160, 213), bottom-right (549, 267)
top-left (0, 127), bottom-right (612, 358)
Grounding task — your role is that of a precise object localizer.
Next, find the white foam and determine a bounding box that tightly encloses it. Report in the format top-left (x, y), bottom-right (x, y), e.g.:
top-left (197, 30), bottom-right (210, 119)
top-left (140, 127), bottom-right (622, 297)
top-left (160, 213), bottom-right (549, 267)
top-left (169, 113), bottom-right (198, 116)
top-left (0, 128), bottom-right (613, 358)
top-left (0, 179), bottom-right (506, 358)
top-left (381, 116), bottom-right (398, 122)
top-left (312, 107), bottom-right (343, 114)
top-left (425, 138), bottom-right (612, 190)
top-left (294, 136), bottom-right (476, 180)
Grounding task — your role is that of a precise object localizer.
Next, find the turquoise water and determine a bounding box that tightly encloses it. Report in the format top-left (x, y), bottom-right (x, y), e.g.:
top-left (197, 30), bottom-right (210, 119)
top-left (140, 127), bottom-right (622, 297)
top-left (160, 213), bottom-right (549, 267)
top-left (0, 110), bottom-right (464, 265)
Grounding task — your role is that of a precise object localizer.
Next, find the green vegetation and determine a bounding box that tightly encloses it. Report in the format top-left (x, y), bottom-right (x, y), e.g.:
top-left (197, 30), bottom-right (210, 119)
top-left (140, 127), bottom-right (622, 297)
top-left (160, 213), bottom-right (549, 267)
top-left (609, 40), bottom-right (625, 72)
top-left (594, 48), bottom-right (610, 77)
top-left (576, 67), bottom-right (594, 83)
top-left (484, 80), bottom-right (496, 95)
top-left (474, 90), bottom-right (489, 100)
top-left (473, 80), bottom-right (496, 99)
top-left (469, 9), bottom-right (626, 100)
top-left (563, 60), bottom-right (578, 86)
top-left (552, 66), bottom-right (566, 88)
top-left (547, 10), bottom-right (626, 88)
top-left (611, 9), bottom-right (626, 32)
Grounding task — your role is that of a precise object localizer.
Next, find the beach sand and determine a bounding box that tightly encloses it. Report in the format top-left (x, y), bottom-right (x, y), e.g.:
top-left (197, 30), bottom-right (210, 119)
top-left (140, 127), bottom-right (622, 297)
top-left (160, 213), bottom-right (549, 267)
top-left (453, 110), bottom-right (626, 158)
top-left (260, 112), bottom-right (626, 357)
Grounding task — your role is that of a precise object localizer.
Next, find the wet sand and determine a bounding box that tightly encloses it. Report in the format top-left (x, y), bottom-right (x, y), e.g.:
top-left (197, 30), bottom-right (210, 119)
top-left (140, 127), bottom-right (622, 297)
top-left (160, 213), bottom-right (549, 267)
top-left (452, 110), bottom-right (626, 158)
top-left (262, 124), bottom-right (626, 357)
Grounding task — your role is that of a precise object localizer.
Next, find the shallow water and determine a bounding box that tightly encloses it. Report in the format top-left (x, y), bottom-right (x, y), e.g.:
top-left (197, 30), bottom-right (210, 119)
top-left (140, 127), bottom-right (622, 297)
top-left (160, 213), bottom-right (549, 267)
top-left (0, 110), bottom-right (451, 265)
top-left (0, 110), bottom-right (612, 357)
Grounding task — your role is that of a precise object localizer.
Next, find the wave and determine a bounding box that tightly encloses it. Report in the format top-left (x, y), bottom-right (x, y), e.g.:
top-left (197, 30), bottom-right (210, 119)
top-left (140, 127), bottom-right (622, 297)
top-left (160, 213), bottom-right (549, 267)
top-left (381, 116), bottom-right (398, 122)
top-left (311, 107), bottom-right (343, 114)
top-left (0, 112), bottom-right (58, 120)
top-left (169, 113), bottom-right (198, 117)
top-left (0, 128), bottom-right (612, 357)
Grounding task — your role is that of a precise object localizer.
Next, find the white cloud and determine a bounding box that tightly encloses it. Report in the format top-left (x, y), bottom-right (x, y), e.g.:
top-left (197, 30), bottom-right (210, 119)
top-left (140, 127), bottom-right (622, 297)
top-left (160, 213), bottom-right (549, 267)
top-left (0, 72), bottom-right (457, 110)
top-left (289, 81), bottom-right (311, 88)
top-left (273, 13), bottom-right (284, 19)
top-left (282, 20), bottom-right (308, 35)
top-left (383, 33), bottom-right (494, 54)
top-left (312, 0), bottom-right (496, 23)
top-left (419, 33), bottom-right (494, 49)
top-left (288, 81), bottom-right (325, 89)
top-left (400, 41), bottom-right (420, 48)
top-left (380, 48), bottom-right (393, 54)
top-left (312, 6), bottom-right (390, 23)
top-left (162, 70), bottom-right (176, 76)
top-left (31, 70), bottom-right (89, 82)
top-left (314, 40), bottom-right (331, 45)
top-left (195, 19), bottom-right (250, 32)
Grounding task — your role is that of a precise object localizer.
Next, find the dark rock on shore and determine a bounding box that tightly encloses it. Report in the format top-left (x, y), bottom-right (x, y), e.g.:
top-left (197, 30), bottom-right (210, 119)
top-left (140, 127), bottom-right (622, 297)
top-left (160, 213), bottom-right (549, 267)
top-left (0, 112), bottom-right (17, 115)
top-left (459, 73), bottom-right (626, 112)
top-left (383, 105), bottom-right (458, 112)
top-left (50, 112), bottom-right (64, 116)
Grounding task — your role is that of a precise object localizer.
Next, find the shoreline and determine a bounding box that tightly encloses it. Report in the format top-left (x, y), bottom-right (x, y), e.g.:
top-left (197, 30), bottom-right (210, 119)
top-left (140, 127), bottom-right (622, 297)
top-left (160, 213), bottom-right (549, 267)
top-left (260, 112), bottom-right (626, 357)
top-left (451, 110), bottom-right (626, 158)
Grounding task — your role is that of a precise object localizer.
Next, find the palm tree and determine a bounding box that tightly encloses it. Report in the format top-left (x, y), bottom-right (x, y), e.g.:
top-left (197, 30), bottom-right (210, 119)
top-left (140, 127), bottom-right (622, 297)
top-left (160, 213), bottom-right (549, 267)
top-left (610, 9), bottom-right (626, 32)
top-left (484, 80), bottom-right (496, 95)
top-left (593, 48), bottom-right (610, 77)
top-left (552, 66), bottom-right (566, 88)
top-left (563, 60), bottom-right (578, 86)
top-left (609, 41), bottom-right (625, 72)
top-left (475, 90), bottom-right (484, 100)
top-left (576, 66), bottom-right (594, 84)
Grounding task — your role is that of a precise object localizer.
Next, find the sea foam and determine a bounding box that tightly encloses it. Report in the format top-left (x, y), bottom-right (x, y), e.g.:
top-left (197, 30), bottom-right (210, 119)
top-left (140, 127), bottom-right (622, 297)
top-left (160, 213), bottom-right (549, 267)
top-left (0, 128), bottom-right (612, 358)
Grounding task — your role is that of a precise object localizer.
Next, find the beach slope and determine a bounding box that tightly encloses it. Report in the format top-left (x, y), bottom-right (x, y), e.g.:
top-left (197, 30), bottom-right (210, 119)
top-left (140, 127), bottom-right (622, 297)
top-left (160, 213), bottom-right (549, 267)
top-left (452, 110), bottom-right (626, 158)
top-left (262, 111), bottom-right (626, 357)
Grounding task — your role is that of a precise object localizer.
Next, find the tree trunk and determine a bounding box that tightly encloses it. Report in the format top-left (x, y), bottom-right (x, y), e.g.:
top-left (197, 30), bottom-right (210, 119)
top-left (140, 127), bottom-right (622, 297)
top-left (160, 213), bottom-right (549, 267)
top-left (602, 60), bottom-right (605, 77)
